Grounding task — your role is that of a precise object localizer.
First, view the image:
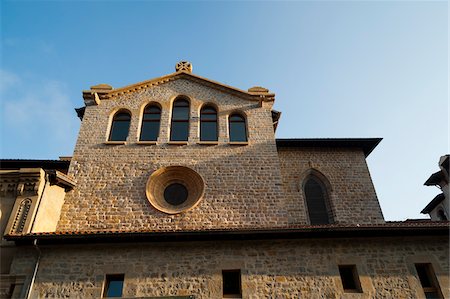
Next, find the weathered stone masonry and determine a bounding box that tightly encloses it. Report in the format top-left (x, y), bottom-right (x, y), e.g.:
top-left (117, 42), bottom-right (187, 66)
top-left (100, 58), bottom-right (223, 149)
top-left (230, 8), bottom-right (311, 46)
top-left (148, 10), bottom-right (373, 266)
top-left (10, 237), bottom-right (448, 299)
top-left (2, 64), bottom-right (448, 299)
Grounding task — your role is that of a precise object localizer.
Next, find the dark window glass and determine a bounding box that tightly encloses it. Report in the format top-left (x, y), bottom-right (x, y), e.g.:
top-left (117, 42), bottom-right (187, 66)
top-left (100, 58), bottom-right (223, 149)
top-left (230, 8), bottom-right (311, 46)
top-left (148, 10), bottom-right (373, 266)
top-left (304, 177), bottom-right (332, 225)
top-left (223, 270), bottom-right (241, 297)
top-left (338, 265), bottom-right (361, 292)
top-left (164, 183), bottom-right (188, 205)
top-left (416, 265), bottom-right (433, 288)
top-left (170, 99), bottom-right (189, 141)
top-left (229, 114), bottom-right (247, 142)
top-left (171, 122), bottom-right (189, 141)
top-left (103, 274), bottom-right (124, 298)
top-left (172, 107), bottom-right (189, 120)
top-left (415, 264), bottom-right (443, 299)
top-left (437, 210), bottom-right (447, 221)
top-left (140, 105), bottom-right (161, 141)
top-left (109, 112), bottom-right (131, 141)
top-left (200, 106), bottom-right (218, 141)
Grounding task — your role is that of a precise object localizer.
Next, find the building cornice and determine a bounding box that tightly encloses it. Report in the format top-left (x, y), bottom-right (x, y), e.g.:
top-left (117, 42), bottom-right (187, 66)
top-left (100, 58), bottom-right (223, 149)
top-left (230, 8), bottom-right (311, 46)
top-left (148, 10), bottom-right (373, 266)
top-left (82, 71), bottom-right (275, 106)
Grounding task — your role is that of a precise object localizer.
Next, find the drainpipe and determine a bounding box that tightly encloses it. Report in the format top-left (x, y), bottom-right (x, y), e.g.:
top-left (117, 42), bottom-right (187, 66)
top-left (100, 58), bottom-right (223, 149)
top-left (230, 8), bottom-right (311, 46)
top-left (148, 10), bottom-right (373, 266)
top-left (25, 239), bottom-right (41, 299)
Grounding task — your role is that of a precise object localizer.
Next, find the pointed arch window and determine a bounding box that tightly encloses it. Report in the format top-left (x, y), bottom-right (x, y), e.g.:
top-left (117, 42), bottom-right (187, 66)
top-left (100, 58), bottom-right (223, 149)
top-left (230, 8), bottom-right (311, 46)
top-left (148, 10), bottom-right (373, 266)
top-left (140, 104), bottom-right (161, 141)
top-left (170, 98), bottom-right (190, 141)
top-left (229, 114), bottom-right (247, 142)
top-left (200, 105), bottom-right (218, 141)
top-left (304, 176), bottom-right (333, 225)
top-left (109, 111), bottom-right (131, 141)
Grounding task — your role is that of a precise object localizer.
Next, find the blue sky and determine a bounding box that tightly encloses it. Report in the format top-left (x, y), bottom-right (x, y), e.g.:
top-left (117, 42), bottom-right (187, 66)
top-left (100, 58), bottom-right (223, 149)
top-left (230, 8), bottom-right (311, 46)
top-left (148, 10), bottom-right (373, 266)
top-left (1, 1), bottom-right (448, 221)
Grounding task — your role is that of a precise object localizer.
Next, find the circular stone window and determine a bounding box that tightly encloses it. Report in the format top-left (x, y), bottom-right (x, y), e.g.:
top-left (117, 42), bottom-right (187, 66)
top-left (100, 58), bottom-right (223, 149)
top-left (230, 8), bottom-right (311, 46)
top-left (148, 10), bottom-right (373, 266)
top-left (146, 166), bottom-right (205, 214)
top-left (164, 183), bottom-right (188, 206)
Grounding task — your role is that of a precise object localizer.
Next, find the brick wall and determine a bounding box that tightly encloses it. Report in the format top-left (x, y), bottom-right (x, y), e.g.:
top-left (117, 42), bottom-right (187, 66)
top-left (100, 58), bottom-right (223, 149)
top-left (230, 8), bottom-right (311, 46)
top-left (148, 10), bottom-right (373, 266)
top-left (278, 147), bottom-right (385, 224)
top-left (58, 79), bottom-right (287, 231)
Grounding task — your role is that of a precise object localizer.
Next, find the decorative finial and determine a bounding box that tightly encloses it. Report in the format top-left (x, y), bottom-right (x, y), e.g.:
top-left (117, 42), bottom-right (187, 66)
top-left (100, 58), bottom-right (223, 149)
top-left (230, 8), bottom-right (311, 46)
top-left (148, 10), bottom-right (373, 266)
top-left (175, 61), bottom-right (192, 73)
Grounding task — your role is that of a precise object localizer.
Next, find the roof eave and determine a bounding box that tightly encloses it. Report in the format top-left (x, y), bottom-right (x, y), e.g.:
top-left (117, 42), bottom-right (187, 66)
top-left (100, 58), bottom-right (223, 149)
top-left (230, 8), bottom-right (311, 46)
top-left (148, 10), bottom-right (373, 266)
top-left (6, 223), bottom-right (448, 245)
top-left (421, 193), bottom-right (445, 214)
top-left (275, 138), bottom-right (382, 157)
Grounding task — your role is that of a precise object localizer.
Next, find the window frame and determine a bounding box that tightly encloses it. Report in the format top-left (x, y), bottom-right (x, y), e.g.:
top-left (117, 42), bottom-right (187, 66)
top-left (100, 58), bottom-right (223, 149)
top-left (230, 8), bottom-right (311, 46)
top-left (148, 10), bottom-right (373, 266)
top-left (415, 263), bottom-right (443, 299)
top-left (228, 113), bottom-right (247, 143)
top-left (102, 274), bottom-right (125, 298)
top-left (222, 269), bottom-right (242, 298)
top-left (139, 103), bottom-right (161, 142)
top-left (200, 105), bottom-right (218, 142)
top-left (338, 265), bottom-right (362, 293)
top-left (170, 97), bottom-right (190, 142)
top-left (108, 110), bottom-right (131, 142)
top-left (303, 175), bottom-right (334, 225)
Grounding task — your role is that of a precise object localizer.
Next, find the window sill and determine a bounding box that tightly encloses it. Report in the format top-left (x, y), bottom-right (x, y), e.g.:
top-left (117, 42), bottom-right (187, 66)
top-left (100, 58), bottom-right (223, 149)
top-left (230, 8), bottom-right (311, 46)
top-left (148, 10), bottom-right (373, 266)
top-left (197, 141), bottom-right (219, 145)
top-left (104, 141), bottom-right (126, 145)
top-left (168, 141), bottom-right (188, 145)
top-left (136, 141), bottom-right (157, 145)
top-left (229, 141), bottom-right (248, 146)
top-left (343, 289), bottom-right (363, 293)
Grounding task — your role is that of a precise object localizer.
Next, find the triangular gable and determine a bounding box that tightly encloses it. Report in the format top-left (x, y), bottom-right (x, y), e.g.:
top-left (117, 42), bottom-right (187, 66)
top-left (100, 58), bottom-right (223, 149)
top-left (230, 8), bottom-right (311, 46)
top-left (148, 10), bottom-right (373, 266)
top-left (82, 71), bottom-right (275, 106)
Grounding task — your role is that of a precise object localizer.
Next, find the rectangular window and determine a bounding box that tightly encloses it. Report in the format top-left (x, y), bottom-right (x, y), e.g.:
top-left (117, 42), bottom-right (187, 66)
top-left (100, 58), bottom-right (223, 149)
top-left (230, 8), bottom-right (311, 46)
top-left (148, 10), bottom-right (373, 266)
top-left (415, 264), bottom-right (443, 299)
top-left (103, 274), bottom-right (124, 298)
top-left (338, 265), bottom-right (362, 293)
top-left (223, 269), bottom-right (241, 298)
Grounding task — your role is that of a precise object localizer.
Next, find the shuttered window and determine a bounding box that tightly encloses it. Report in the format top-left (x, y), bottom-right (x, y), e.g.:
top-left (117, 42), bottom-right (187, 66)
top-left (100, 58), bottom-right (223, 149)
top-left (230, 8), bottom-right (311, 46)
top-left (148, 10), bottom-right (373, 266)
top-left (304, 176), bottom-right (332, 225)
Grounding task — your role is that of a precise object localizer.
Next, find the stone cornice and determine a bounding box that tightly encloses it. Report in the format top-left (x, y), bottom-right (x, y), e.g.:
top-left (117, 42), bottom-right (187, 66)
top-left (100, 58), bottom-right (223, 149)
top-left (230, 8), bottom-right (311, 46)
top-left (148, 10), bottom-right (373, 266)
top-left (0, 168), bottom-right (44, 197)
top-left (82, 71), bottom-right (275, 106)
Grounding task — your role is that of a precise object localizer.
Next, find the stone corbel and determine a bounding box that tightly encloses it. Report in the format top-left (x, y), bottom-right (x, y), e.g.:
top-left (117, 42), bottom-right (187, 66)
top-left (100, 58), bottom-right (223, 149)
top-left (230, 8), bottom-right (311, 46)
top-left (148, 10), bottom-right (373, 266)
top-left (46, 170), bottom-right (76, 191)
top-left (16, 183), bottom-right (24, 196)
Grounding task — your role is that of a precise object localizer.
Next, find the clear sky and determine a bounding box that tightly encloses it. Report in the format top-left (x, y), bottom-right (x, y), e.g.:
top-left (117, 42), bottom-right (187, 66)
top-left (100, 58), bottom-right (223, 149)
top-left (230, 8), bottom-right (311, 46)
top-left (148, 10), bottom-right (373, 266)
top-left (1, 1), bottom-right (448, 221)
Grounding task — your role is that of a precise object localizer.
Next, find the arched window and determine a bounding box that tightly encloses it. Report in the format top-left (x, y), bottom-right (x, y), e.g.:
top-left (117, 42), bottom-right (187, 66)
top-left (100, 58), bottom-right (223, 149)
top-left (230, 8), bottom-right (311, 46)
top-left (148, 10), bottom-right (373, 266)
top-left (11, 198), bottom-right (32, 234)
top-left (109, 111), bottom-right (131, 141)
top-left (140, 104), bottom-right (161, 141)
top-left (229, 114), bottom-right (247, 142)
top-left (437, 209), bottom-right (448, 221)
top-left (200, 105), bottom-right (218, 141)
top-left (170, 98), bottom-right (190, 141)
top-left (304, 176), bottom-right (333, 225)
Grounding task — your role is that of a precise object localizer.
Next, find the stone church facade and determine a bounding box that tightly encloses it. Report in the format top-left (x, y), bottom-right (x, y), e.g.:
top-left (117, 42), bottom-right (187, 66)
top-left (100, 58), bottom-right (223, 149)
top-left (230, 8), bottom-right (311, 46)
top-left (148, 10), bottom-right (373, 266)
top-left (0, 62), bottom-right (448, 298)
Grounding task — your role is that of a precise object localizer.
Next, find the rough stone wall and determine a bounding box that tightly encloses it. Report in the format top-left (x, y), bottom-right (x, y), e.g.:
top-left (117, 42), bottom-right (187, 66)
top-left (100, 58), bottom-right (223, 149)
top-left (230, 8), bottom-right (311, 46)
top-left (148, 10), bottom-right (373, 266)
top-left (21, 237), bottom-right (449, 299)
top-left (278, 147), bottom-right (385, 225)
top-left (58, 79), bottom-right (287, 231)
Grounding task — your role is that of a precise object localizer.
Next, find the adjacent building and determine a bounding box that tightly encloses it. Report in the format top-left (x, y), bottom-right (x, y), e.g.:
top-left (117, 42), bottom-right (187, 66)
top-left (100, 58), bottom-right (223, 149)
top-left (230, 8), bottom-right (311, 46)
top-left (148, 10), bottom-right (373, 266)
top-left (422, 155), bottom-right (449, 221)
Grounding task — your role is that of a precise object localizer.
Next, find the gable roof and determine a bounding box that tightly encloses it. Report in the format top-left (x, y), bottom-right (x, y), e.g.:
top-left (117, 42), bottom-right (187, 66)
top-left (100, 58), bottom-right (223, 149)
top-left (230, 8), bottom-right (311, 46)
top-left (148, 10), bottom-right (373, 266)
top-left (82, 71), bottom-right (275, 105)
top-left (421, 193), bottom-right (445, 214)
